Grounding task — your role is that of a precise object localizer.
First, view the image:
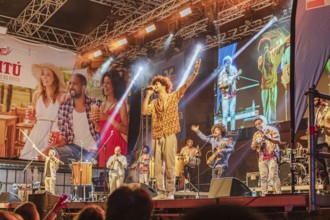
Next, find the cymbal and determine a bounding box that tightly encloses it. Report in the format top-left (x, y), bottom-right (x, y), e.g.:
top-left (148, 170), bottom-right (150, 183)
top-left (300, 135), bottom-right (308, 140)
top-left (279, 141), bottom-right (288, 145)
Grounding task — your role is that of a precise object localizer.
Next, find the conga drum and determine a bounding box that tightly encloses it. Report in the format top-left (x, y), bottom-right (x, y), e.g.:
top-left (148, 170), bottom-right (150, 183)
top-left (72, 162), bottom-right (92, 185)
top-left (175, 154), bottom-right (184, 177)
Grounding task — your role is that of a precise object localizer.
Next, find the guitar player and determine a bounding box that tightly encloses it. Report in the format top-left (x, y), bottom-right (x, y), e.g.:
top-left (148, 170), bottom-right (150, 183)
top-left (191, 123), bottom-right (234, 179)
top-left (218, 55), bottom-right (241, 131)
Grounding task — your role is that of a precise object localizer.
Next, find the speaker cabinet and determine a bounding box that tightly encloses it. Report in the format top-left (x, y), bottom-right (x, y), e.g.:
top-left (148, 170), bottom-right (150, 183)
top-left (28, 192), bottom-right (59, 219)
top-left (0, 192), bottom-right (21, 202)
top-left (124, 183), bottom-right (158, 197)
top-left (208, 177), bottom-right (251, 198)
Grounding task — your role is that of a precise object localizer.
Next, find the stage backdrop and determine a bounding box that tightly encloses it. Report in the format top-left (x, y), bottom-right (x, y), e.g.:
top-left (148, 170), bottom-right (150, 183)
top-left (292, 0), bottom-right (330, 133)
top-left (0, 34), bottom-right (77, 110)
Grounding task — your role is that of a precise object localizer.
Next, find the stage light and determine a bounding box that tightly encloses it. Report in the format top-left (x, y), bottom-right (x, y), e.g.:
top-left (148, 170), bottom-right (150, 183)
top-left (145, 24), bottom-right (156, 33)
top-left (93, 50), bottom-right (102, 57)
top-left (180, 7), bottom-right (192, 17)
top-left (117, 38), bottom-right (128, 46)
top-left (93, 57), bottom-right (114, 81)
top-left (164, 33), bottom-right (174, 49)
top-left (177, 44), bottom-right (203, 88)
top-left (139, 66), bottom-right (143, 71)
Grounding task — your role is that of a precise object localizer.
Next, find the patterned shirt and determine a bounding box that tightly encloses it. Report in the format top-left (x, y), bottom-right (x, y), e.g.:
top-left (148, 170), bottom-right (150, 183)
top-left (147, 90), bottom-right (183, 139)
top-left (218, 65), bottom-right (238, 98)
top-left (251, 125), bottom-right (280, 161)
top-left (57, 95), bottom-right (101, 144)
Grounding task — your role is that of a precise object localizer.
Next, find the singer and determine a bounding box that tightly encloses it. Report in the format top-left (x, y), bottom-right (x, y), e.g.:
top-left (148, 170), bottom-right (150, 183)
top-left (251, 115), bottom-right (281, 196)
top-left (142, 59), bottom-right (201, 200)
top-left (43, 150), bottom-right (61, 194)
top-left (107, 146), bottom-right (127, 195)
top-left (191, 123), bottom-right (234, 179)
top-left (257, 35), bottom-right (290, 123)
top-left (47, 73), bottom-right (102, 163)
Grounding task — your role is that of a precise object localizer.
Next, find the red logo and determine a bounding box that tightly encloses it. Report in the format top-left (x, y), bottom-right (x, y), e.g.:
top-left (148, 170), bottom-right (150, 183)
top-left (0, 46), bottom-right (11, 55)
top-left (306, 0), bottom-right (330, 10)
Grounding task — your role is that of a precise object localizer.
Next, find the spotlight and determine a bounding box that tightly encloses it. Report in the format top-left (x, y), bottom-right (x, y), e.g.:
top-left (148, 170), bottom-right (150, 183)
top-left (177, 44), bottom-right (203, 88)
top-left (164, 33), bottom-right (174, 49)
top-left (180, 7), bottom-right (192, 17)
top-left (93, 50), bottom-right (102, 57)
top-left (139, 66), bottom-right (143, 71)
top-left (117, 38), bottom-right (128, 46)
top-left (145, 24), bottom-right (156, 33)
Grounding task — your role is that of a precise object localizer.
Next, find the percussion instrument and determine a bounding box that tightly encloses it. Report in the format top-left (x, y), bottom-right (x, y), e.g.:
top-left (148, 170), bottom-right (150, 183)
top-left (279, 162), bottom-right (307, 186)
top-left (186, 156), bottom-right (201, 168)
top-left (175, 154), bottom-right (184, 177)
top-left (72, 162), bottom-right (92, 185)
top-left (300, 135), bottom-right (308, 141)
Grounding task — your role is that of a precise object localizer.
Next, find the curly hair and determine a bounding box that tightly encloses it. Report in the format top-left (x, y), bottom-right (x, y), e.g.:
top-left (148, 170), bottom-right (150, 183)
top-left (151, 75), bottom-right (172, 93)
top-left (101, 70), bottom-right (126, 100)
top-left (258, 38), bottom-right (271, 54)
top-left (211, 123), bottom-right (226, 137)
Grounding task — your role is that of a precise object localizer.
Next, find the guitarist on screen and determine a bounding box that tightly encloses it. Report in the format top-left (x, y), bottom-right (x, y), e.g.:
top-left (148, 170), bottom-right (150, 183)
top-left (191, 123), bottom-right (234, 179)
top-left (218, 56), bottom-right (241, 131)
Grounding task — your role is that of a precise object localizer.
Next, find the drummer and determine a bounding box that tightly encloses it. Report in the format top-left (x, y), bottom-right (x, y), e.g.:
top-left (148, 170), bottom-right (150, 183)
top-left (180, 138), bottom-right (200, 191)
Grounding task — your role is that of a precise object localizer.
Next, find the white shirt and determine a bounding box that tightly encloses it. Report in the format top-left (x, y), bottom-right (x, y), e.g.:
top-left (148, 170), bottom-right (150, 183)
top-left (107, 154), bottom-right (127, 177)
top-left (72, 110), bottom-right (97, 150)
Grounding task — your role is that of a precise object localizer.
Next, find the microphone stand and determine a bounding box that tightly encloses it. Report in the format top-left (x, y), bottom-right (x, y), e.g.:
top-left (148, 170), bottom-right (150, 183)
top-left (79, 140), bottom-right (84, 201)
top-left (196, 136), bottom-right (212, 199)
top-left (91, 131), bottom-right (114, 193)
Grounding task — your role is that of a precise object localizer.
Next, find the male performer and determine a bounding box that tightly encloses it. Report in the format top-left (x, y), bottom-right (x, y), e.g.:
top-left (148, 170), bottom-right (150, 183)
top-left (43, 150), bottom-right (61, 194)
top-left (180, 138), bottom-right (200, 191)
top-left (191, 123), bottom-right (234, 179)
top-left (137, 145), bottom-right (152, 185)
top-left (107, 146), bottom-right (127, 194)
top-left (257, 36), bottom-right (290, 123)
top-left (142, 60), bottom-right (201, 200)
top-left (251, 115), bottom-right (281, 195)
top-left (47, 73), bottom-right (101, 163)
top-left (314, 97), bottom-right (330, 190)
top-left (218, 56), bottom-right (240, 131)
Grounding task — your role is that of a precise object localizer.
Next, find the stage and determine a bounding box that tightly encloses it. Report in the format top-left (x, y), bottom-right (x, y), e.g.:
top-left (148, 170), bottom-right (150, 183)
top-left (1, 193), bottom-right (330, 219)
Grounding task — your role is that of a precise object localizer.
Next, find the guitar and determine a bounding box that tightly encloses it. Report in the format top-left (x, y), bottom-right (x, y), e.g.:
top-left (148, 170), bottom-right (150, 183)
top-left (219, 69), bottom-right (242, 96)
top-left (206, 137), bottom-right (233, 167)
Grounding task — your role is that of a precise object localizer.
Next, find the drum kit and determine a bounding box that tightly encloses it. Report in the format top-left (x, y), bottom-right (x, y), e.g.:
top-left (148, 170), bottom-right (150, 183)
top-left (279, 136), bottom-right (309, 186)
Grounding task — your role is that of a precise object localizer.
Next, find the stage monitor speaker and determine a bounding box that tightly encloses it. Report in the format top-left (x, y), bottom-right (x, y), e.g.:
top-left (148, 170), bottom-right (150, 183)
top-left (0, 192), bottom-right (21, 202)
top-left (28, 192), bottom-right (59, 219)
top-left (209, 177), bottom-right (251, 198)
top-left (124, 183), bottom-right (158, 198)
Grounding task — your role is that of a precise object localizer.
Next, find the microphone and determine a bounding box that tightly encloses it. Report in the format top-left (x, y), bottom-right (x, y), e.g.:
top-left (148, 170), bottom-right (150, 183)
top-left (143, 86), bottom-right (154, 91)
top-left (206, 134), bottom-right (214, 138)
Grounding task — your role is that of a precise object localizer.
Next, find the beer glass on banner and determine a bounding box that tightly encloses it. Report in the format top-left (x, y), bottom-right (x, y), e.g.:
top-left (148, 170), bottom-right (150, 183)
top-left (90, 104), bottom-right (100, 121)
top-left (51, 123), bottom-right (60, 145)
top-left (25, 105), bottom-right (35, 123)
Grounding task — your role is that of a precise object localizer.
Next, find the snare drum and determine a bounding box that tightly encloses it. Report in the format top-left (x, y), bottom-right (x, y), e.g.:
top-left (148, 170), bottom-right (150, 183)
top-left (175, 154), bottom-right (184, 177)
top-left (72, 162), bottom-right (92, 185)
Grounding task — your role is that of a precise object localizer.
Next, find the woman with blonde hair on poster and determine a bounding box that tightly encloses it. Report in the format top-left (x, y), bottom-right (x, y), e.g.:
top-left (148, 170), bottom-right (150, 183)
top-left (20, 63), bottom-right (66, 161)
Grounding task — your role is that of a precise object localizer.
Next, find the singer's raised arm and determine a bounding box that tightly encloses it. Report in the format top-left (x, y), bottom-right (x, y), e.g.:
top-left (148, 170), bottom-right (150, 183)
top-left (177, 59), bottom-right (201, 96)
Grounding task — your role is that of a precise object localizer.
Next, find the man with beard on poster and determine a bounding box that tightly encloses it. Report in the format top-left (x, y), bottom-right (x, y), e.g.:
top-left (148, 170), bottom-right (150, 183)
top-left (47, 73), bottom-right (101, 163)
top-left (142, 60), bottom-right (201, 200)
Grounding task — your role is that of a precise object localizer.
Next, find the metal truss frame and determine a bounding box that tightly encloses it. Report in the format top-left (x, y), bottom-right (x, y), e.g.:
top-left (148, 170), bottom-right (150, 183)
top-left (1, 15), bottom-right (85, 50)
top-left (78, 0), bottom-right (198, 51)
top-left (8, 0), bottom-right (67, 37)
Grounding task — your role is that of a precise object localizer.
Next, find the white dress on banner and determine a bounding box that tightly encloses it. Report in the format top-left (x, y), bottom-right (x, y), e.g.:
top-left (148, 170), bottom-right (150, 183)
top-left (20, 97), bottom-right (60, 160)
